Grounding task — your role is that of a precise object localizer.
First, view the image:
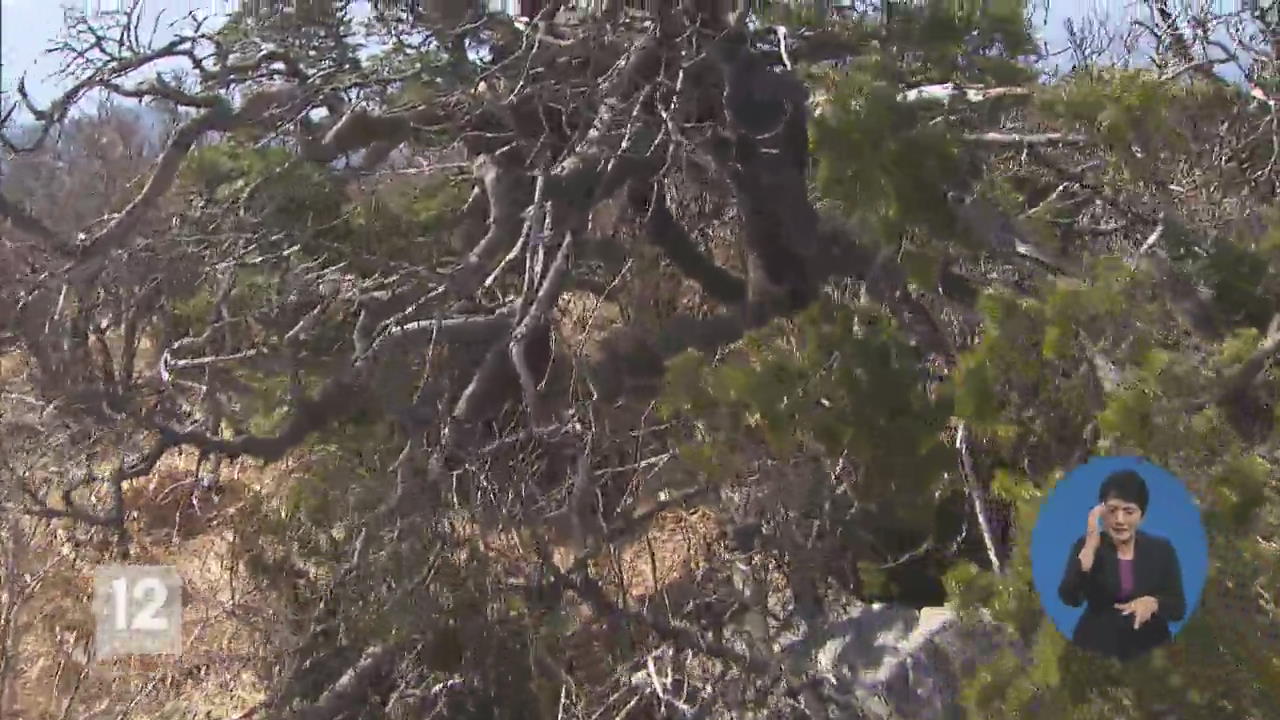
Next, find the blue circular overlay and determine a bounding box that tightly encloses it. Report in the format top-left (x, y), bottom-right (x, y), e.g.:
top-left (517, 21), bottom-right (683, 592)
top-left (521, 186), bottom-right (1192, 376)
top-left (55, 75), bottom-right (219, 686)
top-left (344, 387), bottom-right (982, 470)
top-left (1030, 456), bottom-right (1209, 641)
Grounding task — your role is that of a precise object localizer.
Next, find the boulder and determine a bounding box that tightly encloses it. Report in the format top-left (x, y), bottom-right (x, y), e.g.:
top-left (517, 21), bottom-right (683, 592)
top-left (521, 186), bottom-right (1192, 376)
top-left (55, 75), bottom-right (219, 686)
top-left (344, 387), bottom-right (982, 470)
top-left (780, 601), bottom-right (1026, 719)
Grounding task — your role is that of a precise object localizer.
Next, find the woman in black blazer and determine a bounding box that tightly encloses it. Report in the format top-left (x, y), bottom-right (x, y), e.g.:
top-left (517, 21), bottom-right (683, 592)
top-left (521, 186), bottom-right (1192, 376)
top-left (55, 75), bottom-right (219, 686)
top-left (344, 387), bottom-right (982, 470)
top-left (1058, 470), bottom-right (1186, 661)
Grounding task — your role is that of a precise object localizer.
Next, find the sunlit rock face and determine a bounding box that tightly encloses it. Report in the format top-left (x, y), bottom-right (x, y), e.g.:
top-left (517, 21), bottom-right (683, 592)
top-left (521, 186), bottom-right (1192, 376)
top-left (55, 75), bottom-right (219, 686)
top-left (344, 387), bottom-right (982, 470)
top-left (775, 601), bottom-right (1026, 720)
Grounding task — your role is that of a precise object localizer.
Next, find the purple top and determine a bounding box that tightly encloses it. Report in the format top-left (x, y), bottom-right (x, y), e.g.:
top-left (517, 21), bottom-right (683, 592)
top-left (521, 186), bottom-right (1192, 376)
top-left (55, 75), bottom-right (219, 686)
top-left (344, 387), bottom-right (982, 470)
top-left (1118, 558), bottom-right (1135, 600)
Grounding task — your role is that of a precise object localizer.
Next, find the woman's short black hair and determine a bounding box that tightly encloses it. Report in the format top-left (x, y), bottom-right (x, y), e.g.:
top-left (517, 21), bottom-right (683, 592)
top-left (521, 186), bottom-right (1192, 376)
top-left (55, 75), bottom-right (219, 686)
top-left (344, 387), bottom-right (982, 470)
top-left (1099, 470), bottom-right (1149, 515)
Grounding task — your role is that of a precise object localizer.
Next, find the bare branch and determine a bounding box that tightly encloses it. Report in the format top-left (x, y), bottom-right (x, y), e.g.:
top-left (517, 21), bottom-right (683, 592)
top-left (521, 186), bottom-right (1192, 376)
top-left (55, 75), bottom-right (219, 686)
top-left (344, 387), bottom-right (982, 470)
top-left (956, 422), bottom-right (1002, 574)
top-left (1218, 314), bottom-right (1280, 403)
top-left (0, 194), bottom-right (71, 255)
top-left (71, 104), bottom-right (236, 284)
top-left (898, 83), bottom-right (1036, 105)
top-left (294, 644), bottom-right (401, 720)
top-left (636, 180), bottom-right (747, 304)
top-left (511, 230), bottom-right (577, 428)
top-left (961, 131), bottom-right (1090, 146)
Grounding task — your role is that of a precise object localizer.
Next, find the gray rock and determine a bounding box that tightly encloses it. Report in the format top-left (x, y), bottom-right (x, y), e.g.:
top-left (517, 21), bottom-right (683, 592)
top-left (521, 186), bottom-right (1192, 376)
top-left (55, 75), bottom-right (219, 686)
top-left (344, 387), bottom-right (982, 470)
top-left (780, 602), bottom-right (1024, 720)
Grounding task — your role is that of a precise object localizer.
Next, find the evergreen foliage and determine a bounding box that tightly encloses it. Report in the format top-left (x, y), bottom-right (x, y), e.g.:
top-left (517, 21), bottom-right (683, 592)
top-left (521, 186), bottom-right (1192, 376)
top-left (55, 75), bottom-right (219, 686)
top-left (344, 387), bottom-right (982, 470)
top-left (5, 0), bottom-right (1280, 716)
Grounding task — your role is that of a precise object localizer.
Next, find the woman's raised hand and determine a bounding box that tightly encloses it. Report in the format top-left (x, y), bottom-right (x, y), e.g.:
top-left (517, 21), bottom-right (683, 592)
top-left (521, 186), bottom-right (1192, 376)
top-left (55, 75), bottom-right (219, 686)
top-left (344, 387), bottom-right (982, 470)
top-left (1078, 503), bottom-right (1105, 572)
top-left (1086, 503), bottom-right (1105, 542)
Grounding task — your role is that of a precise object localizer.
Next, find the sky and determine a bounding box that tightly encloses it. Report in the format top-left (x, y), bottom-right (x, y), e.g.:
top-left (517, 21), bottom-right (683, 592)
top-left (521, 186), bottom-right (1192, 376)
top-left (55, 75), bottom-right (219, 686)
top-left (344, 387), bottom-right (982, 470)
top-left (0, 0), bottom-right (1259, 119)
